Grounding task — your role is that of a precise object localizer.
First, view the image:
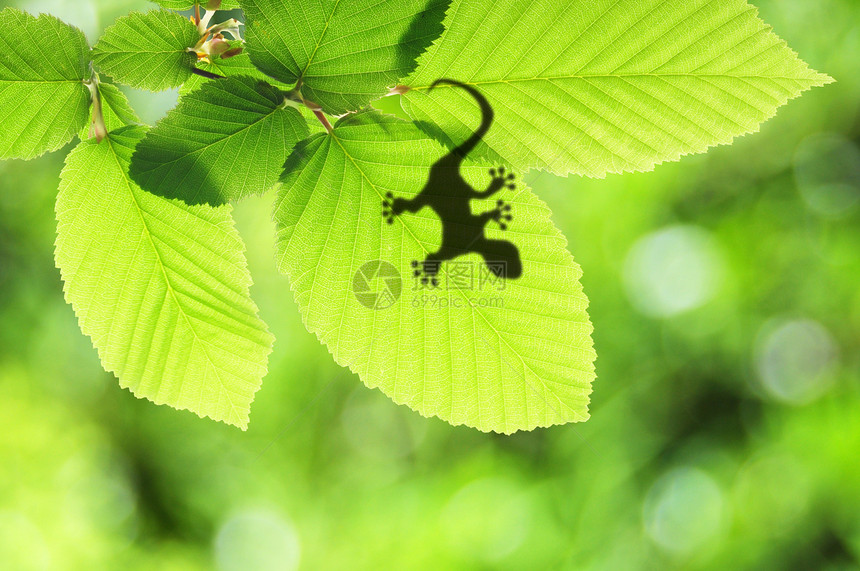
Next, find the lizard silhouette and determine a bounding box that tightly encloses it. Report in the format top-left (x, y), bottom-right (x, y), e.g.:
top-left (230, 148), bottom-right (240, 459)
top-left (382, 79), bottom-right (522, 287)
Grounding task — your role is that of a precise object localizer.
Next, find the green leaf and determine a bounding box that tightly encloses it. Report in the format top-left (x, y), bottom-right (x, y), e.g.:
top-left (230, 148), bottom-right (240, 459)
top-left (274, 111), bottom-right (595, 433)
top-left (0, 8), bottom-right (91, 160)
top-left (150, 0), bottom-right (241, 9)
top-left (98, 82), bottom-right (141, 129)
top-left (80, 82), bottom-right (142, 140)
top-left (240, 0), bottom-right (450, 114)
top-left (93, 10), bottom-right (200, 91)
top-left (402, 0), bottom-right (833, 177)
top-left (178, 42), bottom-right (281, 96)
top-left (56, 126), bottom-right (273, 429)
top-left (176, 55), bottom-right (327, 137)
top-left (130, 75), bottom-right (309, 205)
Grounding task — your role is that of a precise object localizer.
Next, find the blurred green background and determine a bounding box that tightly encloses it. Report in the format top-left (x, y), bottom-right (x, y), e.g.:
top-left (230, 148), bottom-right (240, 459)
top-left (1, 0), bottom-right (859, 569)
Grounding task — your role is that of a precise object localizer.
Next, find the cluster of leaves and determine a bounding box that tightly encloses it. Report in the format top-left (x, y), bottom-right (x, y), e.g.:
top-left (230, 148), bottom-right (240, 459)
top-left (0, 0), bottom-right (830, 432)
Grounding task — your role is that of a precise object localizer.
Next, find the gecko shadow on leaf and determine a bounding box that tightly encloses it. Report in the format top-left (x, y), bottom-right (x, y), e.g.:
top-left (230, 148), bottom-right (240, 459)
top-left (383, 79), bottom-right (522, 287)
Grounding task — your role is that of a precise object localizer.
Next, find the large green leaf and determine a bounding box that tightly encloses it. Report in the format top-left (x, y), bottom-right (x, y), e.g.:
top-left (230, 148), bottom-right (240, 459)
top-left (56, 126), bottom-right (273, 429)
top-left (240, 0), bottom-right (450, 114)
top-left (401, 0), bottom-right (833, 177)
top-left (0, 8), bottom-right (91, 160)
top-left (130, 75), bottom-right (309, 205)
top-left (93, 10), bottom-right (200, 91)
top-left (274, 111), bottom-right (595, 433)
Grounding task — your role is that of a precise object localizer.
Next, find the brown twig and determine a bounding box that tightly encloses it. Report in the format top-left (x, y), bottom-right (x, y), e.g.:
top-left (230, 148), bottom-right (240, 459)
top-left (313, 110), bottom-right (334, 133)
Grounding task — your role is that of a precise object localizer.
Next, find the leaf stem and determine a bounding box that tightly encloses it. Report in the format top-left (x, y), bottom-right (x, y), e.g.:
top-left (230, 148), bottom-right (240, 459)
top-left (83, 72), bottom-right (106, 143)
top-left (199, 8), bottom-right (216, 31)
top-left (282, 82), bottom-right (333, 133)
top-left (191, 67), bottom-right (226, 80)
top-left (313, 110), bottom-right (333, 133)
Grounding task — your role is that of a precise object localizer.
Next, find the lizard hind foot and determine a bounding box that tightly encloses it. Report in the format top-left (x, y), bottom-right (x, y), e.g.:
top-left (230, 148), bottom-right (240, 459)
top-left (382, 191), bottom-right (396, 224)
top-left (492, 200), bottom-right (514, 230)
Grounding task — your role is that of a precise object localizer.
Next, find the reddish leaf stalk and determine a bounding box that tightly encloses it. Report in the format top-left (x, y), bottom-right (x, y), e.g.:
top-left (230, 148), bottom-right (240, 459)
top-left (313, 109), bottom-right (333, 133)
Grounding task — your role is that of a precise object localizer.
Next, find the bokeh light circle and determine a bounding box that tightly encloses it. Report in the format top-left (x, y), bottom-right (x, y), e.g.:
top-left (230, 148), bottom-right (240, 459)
top-left (754, 319), bottom-right (839, 405)
top-left (623, 225), bottom-right (724, 318)
top-left (643, 467), bottom-right (725, 555)
top-left (214, 509), bottom-right (300, 571)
